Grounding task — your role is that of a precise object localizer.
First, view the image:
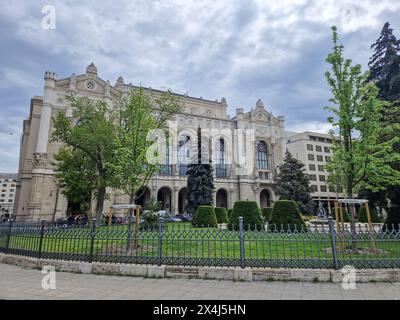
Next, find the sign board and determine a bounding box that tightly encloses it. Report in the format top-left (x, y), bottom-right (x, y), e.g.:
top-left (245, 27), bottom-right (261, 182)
top-left (111, 204), bottom-right (137, 209)
top-left (337, 199), bottom-right (368, 204)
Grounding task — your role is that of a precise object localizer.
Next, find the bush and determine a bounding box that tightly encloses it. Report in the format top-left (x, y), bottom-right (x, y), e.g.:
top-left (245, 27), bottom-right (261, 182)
top-left (227, 209), bottom-right (233, 218)
top-left (262, 207), bottom-right (273, 222)
top-left (228, 201), bottom-right (264, 230)
top-left (214, 207), bottom-right (228, 223)
top-left (382, 206), bottom-right (400, 232)
top-left (269, 200), bottom-right (306, 231)
top-left (358, 206), bottom-right (380, 223)
top-left (192, 206), bottom-right (218, 227)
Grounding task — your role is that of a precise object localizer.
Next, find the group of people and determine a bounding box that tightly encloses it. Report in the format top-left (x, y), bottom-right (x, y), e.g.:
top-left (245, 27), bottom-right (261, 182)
top-left (67, 214), bottom-right (88, 225)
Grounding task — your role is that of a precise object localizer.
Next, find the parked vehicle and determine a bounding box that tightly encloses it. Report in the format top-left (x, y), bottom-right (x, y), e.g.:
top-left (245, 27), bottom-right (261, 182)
top-left (175, 214), bottom-right (193, 222)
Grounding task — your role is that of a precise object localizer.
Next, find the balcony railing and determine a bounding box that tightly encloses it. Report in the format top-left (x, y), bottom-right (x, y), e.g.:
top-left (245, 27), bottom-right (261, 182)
top-left (258, 171), bottom-right (270, 180)
top-left (159, 165), bottom-right (173, 176)
top-left (215, 165), bottom-right (227, 178)
top-left (179, 164), bottom-right (189, 176)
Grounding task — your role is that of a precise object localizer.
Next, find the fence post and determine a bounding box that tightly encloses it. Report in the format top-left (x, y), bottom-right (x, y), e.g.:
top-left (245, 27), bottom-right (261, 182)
top-left (239, 216), bottom-right (245, 269)
top-left (89, 218), bottom-right (96, 263)
top-left (157, 218), bottom-right (163, 266)
top-left (5, 219), bottom-right (13, 253)
top-left (328, 216), bottom-right (339, 270)
top-left (37, 220), bottom-right (46, 259)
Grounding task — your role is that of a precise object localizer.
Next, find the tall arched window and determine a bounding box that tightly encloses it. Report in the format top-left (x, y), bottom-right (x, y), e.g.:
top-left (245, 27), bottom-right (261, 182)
top-left (178, 135), bottom-right (191, 175)
top-left (257, 141), bottom-right (268, 170)
top-left (216, 138), bottom-right (226, 178)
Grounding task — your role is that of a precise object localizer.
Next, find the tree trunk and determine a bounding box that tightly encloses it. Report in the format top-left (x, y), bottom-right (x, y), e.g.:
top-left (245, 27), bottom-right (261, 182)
top-left (95, 186), bottom-right (106, 223)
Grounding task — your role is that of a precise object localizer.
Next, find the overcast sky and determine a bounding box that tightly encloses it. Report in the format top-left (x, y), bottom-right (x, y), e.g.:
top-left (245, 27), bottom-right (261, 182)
top-left (0, 0), bottom-right (399, 173)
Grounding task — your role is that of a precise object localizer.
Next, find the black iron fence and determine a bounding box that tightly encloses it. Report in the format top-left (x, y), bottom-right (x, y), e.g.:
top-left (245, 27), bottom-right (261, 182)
top-left (0, 217), bottom-right (399, 269)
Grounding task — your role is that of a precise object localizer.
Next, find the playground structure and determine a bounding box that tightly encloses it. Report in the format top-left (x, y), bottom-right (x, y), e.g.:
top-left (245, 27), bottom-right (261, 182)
top-left (334, 199), bottom-right (377, 254)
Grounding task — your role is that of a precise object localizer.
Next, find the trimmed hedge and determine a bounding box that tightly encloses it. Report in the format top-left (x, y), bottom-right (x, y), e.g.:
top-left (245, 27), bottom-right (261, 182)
top-left (269, 200), bottom-right (306, 231)
top-left (228, 201), bottom-right (264, 230)
top-left (358, 206), bottom-right (380, 223)
top-left (214, 207), bottom-right (229, 223)
top-left (227, 209), bottom-right (233, 218)
top-left (262, 207), bottom-right (273, 222)
top-left (382, 206), bottom-right (400, 232)
top-left (192, 206), bottom-right (218, 227)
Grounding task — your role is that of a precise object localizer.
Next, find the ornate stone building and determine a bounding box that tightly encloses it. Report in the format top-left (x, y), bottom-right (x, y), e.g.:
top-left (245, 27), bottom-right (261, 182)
top-left (13, 64), bottom-right (286, 222)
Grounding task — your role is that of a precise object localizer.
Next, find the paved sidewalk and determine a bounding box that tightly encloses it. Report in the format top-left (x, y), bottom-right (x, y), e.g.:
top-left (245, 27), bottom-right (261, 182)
top-left (0, 263), bottom-right (399, 300)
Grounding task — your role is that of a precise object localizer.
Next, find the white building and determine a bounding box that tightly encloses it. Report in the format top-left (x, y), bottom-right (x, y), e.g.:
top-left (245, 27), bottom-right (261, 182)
top-left (0, 173), bottom-right (17, 220)
top-left (13, 63), bottom-right (287, 222)
top-left (286, 131), bottom-right (344, 214)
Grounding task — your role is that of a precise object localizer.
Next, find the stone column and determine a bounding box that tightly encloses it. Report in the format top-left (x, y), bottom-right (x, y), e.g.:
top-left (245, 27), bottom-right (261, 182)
top-left (173, 186), bottom-right (179, 215)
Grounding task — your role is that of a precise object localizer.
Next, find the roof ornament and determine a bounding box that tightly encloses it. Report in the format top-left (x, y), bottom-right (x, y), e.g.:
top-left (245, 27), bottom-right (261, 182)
top-left (221, 97), bottom-right (227, 105)
top-left (86, 63), bottom-right (98, 75)
top-left (69, 73), bottom-right (76, 91)
top-left (256, 99), bottom-right (264, 108)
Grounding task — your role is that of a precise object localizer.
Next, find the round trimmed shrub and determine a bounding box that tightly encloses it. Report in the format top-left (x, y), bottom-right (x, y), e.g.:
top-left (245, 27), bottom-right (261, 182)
top-left (228, 201), bottom-right (264, 230)
top-left (358, 206), bottom-right (380, 223)
top-left (269, 200), bottom-right (306, 231)
top-left (262, 207), bottom-right (273, 222)
top-left (382, 206), bottom-right (400, 232)
top-left (214, 207), bottom-right (228, 223)
top-left (227, 209), bottom-right (233, 218)
top-left (192, 206), bottom-right (218, 227)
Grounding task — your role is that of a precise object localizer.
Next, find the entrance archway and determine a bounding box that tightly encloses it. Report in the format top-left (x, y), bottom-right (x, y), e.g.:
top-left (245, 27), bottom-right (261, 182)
top-left (260, 189), bottom-right (271, 208)
top-left (157, 187), bottom-right (172, 212)
top-left (135, 187), bottom-right (151, 207)
top-left (178, 187), bottom-right (187, 214)
top-left (216, 189), bottom-right (228, 209)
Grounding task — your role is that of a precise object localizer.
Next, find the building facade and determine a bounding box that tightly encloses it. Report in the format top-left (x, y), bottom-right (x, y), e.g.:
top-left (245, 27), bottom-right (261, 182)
top-left (13, 63), bottom-right (286, 222)
top-left (286, 131), bottom-right (344, 214)
top-left (0, 173), bottom-right (17, 220)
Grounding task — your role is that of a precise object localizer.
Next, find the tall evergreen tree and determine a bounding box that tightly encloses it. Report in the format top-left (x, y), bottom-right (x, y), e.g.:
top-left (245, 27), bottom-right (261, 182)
top-left (186, 127), bottom-right (215, 216)
top-left (369, 22), bottom-right (400, 101)
top-left (274, 151), bottom-right (314, 215)
top-left (367, 22), bottom-right (400, 206)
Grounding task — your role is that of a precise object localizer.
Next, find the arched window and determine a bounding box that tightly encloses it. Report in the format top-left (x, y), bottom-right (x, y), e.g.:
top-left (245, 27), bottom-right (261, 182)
top-left (216, 138), bottom-right (226, 178)
top-left (257, 141), bottom-right (268, 170)
top-left (178, 135), bottom-right (191, 175)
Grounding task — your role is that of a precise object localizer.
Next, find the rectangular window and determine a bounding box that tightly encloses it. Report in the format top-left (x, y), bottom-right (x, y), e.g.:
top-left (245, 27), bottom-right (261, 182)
top-left (311, 185), bottom-right (318, 192)
top-left (320, 185), bottom-right (327, 192)
top-left (308, 154), bottom-right (315, 161)
top-left (307, 144), bottom-right (313, 151)
top-left (318, 165), bottom-right (324, 171)
top-left (1, 195), bottom-right (5, 198)
top-left (319, 175), bottom-right (326, 182)
top-left (8, 199), bottom-right (12, 202)
top-left (316, 145), bottom-right (322, 152)
top-left (329, 186), bottom-right (336, 192)
top-left (317, 155), bottom-right (323, 162)
top-left (337, 186), bottom-right (343, 193)
top-left (325, 156), bottom-right (331, 162)
top-left (324, 147), bottom-right (330, 153)
top-left (309, 174), bottom-right (317, 181)
top-left (0, 200), bottom-right (4, 203)
top-left (309, 164), bottom-right (316, 171)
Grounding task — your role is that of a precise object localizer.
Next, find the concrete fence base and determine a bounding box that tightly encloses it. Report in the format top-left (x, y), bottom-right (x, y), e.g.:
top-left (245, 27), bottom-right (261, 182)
top-left (1, 253), bottom-right (400, 283)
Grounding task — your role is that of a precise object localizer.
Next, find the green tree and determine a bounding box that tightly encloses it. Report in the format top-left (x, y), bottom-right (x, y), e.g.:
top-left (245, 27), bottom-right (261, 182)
top-left (110, 88), bottom-right (181, 206)
top-left (324, 26), bottom-right (400, 248)
top-left (186, 127), bottom-right (215, 216)
top-left (269, 200), bottom-right (306, 231)
top-left (368, 22), bottom-right (400, 207)
top-left (52, 96), bottom-right (117, 221)
top-left (52, 148), bottom-right (96, 216)
top-left (274, 151), bottom-right (314, 214)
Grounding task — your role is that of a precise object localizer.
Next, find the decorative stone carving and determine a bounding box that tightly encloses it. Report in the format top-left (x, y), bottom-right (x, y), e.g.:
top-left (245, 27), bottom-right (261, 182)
top-left (105, 80), bottom-right (111, 96)
top-left (86, 63), bottom-right (98, 75)
top-left (32, 153), bottom-right (47, 169)
top-left (256, 99), bottom-right (264, 108)
top-left (251, 182), bottom-right (260, 192)
top-left (69, 73), bottom-right (76, 91)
